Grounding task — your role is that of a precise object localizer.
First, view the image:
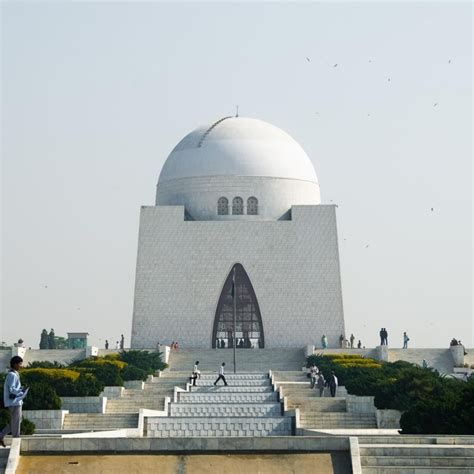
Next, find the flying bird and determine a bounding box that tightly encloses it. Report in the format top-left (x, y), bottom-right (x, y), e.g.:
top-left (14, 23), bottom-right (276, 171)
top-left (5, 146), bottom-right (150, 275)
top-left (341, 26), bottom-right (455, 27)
top-left (365, 244), bottom-right (370, 248)
top-left (306, 57), bottom-right (310, 62)
top-left (433, 103), bottom-right (438, 107)
top-left (431, 208), bottom-right (434, 212)
top-left (387, 78), bottom-right (391, 82)
top-left (44, 285), bottom-right (48, 289)
top-left (448, 59), bottom-right (452, 63)
top-left (333, 63), bottom-right (338, 68)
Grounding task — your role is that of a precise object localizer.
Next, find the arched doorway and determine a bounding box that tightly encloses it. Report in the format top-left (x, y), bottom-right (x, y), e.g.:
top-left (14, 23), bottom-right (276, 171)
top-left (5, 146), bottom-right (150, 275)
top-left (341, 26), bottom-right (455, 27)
top-left (212, 264), bottom-right (264, 349)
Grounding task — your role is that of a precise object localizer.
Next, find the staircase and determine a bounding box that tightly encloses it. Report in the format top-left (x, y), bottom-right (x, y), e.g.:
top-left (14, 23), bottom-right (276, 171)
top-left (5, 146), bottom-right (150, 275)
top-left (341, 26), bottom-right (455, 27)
top-left (145, 373), bottom-right (292, 437)
top-left (167, 348), bottom-right (305, 372)
top-left (388, 349), bottom-right (454, 374)
top-left (359, 439), bottom-right (474, 473)
top-left (64, 374), bottom-right (188, 431)
top-left (273, 371), bottom-right (377, 431)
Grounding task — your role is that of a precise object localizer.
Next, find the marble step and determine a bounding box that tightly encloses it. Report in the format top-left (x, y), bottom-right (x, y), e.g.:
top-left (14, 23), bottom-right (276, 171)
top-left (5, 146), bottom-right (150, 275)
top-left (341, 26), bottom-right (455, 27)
top-left (361, 456), bottom-right (474, 467)
top-left (190, 386), bottom-right (273, 393)
top-left (170, 403), bottom-right (282, 417)
top-left (359, 446), bottom-right (474, 457)
top-left (194, 374), bottom-right (269, 380)
top-left (63, 413), bottom-right (138, 429)
top-left (178, 392), bottom-right (278, 404)
top-left (193, 379), bottom-right (272, 387)
top-left (286, 398), bottom-right (346, 412)
top-left (361, 468), bottom-right (473, 473)
top-left (146, 416), bottom-right (292, 437)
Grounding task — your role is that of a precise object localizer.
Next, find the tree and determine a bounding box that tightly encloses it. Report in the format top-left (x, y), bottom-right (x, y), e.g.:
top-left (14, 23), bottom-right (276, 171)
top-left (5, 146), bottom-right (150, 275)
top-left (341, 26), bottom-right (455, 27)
top-left (39, 329), bottom-right (49, 350)
top-left (48, 329), bottom-right (56, 349)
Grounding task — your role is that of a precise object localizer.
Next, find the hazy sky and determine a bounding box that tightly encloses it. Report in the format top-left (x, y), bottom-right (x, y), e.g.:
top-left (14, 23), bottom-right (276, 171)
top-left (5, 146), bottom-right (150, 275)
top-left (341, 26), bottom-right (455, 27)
top-left (1, 1), bottom-right (472, 349)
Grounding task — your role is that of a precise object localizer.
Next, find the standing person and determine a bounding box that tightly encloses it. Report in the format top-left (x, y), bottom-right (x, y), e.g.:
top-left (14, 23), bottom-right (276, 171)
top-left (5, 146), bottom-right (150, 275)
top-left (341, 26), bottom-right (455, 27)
top-left (339, 334), bottom-right (344, 348)
top-left (321, 334), bottom-right (328, 349)
top-left (105, 340), bottom-right (109, 350)
top-left (213, 362), bottom-right (228, 386)
top-left (316, 373), bottom-right (326, 397)
top-left (190, 361), bottom-right (200, 386)
top-left (357, 340), bottom-right (362, 349)
top-left (403, 332), bottom-right (409, 349)
top-left (384, 328), bottom-right (389, 346)
top-left (0, 356), bottom-right (27, 447)
top-left (309, 364), bottom-right (319, 388)
top-left (379, 328), bottom-right (384, 346)
top-left (115, 341), bottom-right (119, 350)
top-left (120, 334), bottom-right (125, 350)
top-left (350, 334), bottom-right (355, 349)
top-left (327, 371), bottom-right (338, 398)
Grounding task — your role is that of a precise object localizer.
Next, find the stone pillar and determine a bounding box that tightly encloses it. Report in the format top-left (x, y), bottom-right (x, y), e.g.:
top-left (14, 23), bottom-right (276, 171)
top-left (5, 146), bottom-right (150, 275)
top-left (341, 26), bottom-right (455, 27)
top-left (86, 346), bottom-right (98, 358)
top-left (450, 345), bottom-right (464, 367)
top-left (375, 345), bottom-right (388, 362)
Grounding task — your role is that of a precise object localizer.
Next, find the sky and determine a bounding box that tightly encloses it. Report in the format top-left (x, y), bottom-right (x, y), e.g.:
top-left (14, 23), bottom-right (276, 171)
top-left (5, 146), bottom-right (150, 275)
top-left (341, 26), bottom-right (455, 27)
top-left (1, 1), bottom-right (472, 350)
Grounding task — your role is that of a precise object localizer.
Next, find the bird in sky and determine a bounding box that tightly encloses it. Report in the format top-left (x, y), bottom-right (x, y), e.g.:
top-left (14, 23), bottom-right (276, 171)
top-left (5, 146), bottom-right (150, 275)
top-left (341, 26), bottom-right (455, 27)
top-left (431, 208), bottom-right (434, 212)
top-left (44, 285), bottom-right (48, 289)
top-left (387, 78), bottom-right (391, 82)
top-left (448, 59), bottom-right (452, 63)
top-left (365, 244), bottom-right (370, 248)
top-left (367, 113), bottom-right (371, 117)
top-left (306, 57), bottom-right (310, 62)
top-left (368, 59), bottom-right (372, 63)
top-left (333, 63), bottom-right (338, 68)
top-left (433, 102), bottom-right (438, 107)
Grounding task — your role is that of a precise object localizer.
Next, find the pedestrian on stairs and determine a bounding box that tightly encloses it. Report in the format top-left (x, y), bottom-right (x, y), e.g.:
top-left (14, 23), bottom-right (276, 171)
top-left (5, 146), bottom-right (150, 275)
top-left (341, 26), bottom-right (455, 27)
top-left (327, 371), bottom-right (338, 397)
top-left (309, 364), bottom-right (319, 388)
top-left (213, 362), bottom-right (228, 386)
top-left (190, 361), bottom-right (201, 386)
top-left (316, 373), bottom-right (326, 397)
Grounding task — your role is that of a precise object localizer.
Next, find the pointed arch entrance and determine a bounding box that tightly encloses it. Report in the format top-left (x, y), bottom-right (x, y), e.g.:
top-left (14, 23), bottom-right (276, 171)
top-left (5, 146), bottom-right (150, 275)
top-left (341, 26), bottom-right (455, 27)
top-left (212, 264), bottom-right (264, 349)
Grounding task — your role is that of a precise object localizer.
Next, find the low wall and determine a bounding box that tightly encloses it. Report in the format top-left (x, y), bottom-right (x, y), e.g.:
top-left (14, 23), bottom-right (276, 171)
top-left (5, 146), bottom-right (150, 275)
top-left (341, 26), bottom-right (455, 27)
top-left (103, 386), bottom-right (124, 399)
top-left (61, 396), bottom-right (107, 413)
top-left (23, 349), bottom-right (85, 365)
top-left (23, 410), bottom-right (68, 429)
top-left (124, 381), bottom-right (145, 390)
top-left (376, 409), bottom-right (402, 429)
top-left (346, 395), bottom-right (376, 414)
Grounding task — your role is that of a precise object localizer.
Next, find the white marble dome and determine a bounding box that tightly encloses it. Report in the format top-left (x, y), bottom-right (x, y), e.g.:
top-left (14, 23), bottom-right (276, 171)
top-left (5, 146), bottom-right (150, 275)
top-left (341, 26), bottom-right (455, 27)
top-left (156, 116), bottom-right (321, 220)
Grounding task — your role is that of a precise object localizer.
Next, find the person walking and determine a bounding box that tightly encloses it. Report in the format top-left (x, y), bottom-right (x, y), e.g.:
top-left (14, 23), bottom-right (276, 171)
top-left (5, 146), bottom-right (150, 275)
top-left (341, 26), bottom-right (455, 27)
top-left (213, 362), bottom-right (228, 386)
top-left (189, 361), bottom-right (201, 386)
top-left (403, 332), bottom-right (409, 349)
top-left (350, 334), bottom-right (355, 349)
top-left (309, 364), bottom-right (319, 388)
top-left (321, 334), bottom-right (328, 349)
top-left (0, 356), bottom-right (27, 447)
top-left (327, 371), bottom-right (338, 398)
top-left (316, 373), bottom-right (326, 397)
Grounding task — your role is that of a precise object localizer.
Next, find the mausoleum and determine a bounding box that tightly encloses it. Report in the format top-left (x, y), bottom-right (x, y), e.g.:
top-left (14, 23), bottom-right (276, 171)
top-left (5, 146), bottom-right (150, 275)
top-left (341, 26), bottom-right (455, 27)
top-left (131, 116), bottom-right (345, 349)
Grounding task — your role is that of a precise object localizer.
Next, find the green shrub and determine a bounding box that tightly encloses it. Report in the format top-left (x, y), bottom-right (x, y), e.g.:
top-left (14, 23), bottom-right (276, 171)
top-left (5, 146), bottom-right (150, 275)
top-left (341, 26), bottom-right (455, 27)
top-left (93, 365), bottom-right (123, 386)
top-left (119, 350), bottom-right (167, 375)
top-left (27, 361), bottom-right (65, 369)
top-left (21, 418), bottom-right (35, 435)
top-left (74, 357), bottom-right (127, 370)
top-left (122, 365), bottom-right (148, 382)
top-left (22, 383), bottom-right (61, 410)
top-left (21, 368), bottom-right (80, 397)
top-left (72, 373), bottom-right (104, 396)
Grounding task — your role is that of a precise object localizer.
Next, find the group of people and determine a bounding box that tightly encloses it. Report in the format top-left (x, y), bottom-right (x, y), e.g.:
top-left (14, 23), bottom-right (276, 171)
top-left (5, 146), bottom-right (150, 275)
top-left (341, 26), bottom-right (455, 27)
top-left (338, 334), bottom-right (362, 349)
top-left (170, 341), bottom-right (179, 351)
top-left (189, 361), bottom-right (228, 387)
top-left (309, 364), bottom-right (338, 397)
top-left (104, 334), bottom-right (125, 350)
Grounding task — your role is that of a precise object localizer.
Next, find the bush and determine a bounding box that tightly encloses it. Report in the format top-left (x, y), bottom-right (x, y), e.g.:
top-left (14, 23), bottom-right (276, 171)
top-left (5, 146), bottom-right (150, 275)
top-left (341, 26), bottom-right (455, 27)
top-left (71, 373), bottom-right (104, 396)
top-left (122, 365), bottom-right (148, 382)
top-left (93, 365), bottom-right (123, 386)
top-left (21, 368), bottom-right (81, 397)
top-left (21, 418), bottom-right (35, 435)
top-left (74, 357), bottom-right (127, 370)
top-left (22, 383), bottom-right (61, 410)
top-left (119, 350), bottom-right (167, 375)
top-left (27, 361), bottom-right (65, 369)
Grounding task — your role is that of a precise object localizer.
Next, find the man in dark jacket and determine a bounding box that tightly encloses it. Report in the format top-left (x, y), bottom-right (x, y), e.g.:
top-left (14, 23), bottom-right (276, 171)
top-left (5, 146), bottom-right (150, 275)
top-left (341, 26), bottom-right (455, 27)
top-left (327, 371), bottom-right (338, 397)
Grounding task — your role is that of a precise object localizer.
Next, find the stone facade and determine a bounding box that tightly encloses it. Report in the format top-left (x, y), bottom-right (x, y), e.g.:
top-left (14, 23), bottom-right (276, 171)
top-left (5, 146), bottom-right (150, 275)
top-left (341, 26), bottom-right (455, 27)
top-left (131, 204), bottom-right (345, 349)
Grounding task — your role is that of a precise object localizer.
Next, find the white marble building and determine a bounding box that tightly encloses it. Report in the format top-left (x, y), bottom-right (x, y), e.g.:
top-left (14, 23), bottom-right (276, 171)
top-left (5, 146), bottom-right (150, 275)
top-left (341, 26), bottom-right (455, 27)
top-left (131, 117), bottom-right (345, 349)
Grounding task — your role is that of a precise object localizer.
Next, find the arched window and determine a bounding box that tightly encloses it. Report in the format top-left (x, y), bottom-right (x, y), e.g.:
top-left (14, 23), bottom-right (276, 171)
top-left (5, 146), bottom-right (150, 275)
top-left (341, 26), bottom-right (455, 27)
top-left (217, 197), bottom-right (229, 215)
top-left (232, 197), bottom-right (243, 215)
top-left (247, 196), bottom-right (258, 215)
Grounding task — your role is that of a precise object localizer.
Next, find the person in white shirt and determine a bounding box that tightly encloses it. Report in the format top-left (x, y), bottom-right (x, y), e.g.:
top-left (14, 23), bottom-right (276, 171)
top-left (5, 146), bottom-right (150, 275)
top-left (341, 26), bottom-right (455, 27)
top-left (213, 362), bottom-right (228, 386)
top-left (190, 361), bottom-right (200, 386)
top-left (0, 356), bottom-right (27, 446)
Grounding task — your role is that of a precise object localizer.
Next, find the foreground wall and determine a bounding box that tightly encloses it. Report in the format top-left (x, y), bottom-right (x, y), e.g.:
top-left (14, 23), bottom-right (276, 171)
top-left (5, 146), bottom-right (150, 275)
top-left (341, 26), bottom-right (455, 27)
top-left (131, 205), bottom-right (345, 349)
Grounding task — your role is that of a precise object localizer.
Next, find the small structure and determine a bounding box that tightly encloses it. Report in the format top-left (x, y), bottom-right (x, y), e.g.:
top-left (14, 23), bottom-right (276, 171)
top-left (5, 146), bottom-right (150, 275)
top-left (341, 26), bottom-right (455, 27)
top-left (67, 332), bottom-right (89, 349)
